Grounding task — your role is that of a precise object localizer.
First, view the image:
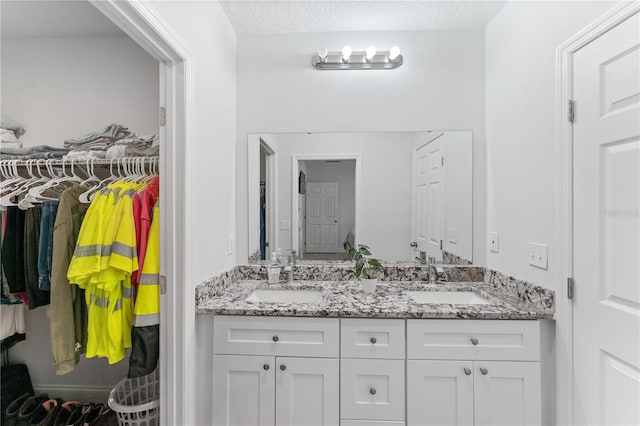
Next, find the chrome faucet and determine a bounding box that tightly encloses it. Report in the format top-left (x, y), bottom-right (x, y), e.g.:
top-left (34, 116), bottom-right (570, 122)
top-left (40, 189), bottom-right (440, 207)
top-left (415, 251), bottom-right (427, 264)
top-left (428, 256), bottom-right (443, 284)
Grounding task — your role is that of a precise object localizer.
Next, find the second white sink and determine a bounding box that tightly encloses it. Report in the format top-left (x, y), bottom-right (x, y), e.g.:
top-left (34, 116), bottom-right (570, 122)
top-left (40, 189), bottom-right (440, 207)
top-left (246, 289), bottom-right (324, 304)
top-left (407, 291), bottom-right (490, 305)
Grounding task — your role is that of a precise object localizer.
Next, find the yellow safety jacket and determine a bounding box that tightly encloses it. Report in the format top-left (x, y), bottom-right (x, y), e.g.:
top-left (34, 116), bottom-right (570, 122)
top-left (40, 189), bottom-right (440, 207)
top-left (134, 205), bottom-right (160, 325)
top-left (68, 181), bottom-right (144, 364)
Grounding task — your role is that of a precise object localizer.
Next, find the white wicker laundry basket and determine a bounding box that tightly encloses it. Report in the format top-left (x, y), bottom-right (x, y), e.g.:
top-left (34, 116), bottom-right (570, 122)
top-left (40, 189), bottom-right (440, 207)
top-left (108, 368), bottom-right (160, 426)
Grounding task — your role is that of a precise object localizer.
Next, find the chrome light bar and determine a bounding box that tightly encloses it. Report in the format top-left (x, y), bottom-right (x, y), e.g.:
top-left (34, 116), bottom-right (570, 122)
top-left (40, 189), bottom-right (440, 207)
top-left (311, 46), bottom-right (403, 70)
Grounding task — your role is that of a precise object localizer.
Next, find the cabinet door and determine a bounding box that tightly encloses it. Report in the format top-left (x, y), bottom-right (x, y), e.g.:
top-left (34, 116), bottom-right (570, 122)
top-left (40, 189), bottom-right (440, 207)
top-left (473, 361), bottom-right (541, 426)
top-left (212, 355), bottom-right (275, 426)
top-left (275, 357), bottom-right (339, 426)
top-left (407, 360), bottom-right (474, 426)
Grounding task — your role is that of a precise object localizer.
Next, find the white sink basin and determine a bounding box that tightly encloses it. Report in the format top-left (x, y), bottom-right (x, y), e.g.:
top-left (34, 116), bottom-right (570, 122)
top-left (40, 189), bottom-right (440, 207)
top-left (245, 289), bottom-right (324, 304)
top-left (407, 291), bottom-right (490, 305)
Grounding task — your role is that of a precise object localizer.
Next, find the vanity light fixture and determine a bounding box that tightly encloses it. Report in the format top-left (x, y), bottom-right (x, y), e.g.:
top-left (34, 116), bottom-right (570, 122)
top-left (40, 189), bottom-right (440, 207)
top-left (312, 45), bottom-right (403, 70)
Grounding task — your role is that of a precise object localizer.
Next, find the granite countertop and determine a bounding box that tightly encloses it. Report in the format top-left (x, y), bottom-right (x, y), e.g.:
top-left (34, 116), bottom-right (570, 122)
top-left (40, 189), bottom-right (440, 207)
top-left (196, 279), bottom-right (553, 320)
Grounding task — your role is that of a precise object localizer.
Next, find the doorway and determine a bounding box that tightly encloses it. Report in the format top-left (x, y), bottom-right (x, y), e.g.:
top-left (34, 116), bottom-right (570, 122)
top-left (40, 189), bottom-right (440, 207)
top-left (292, 157), bottom-right (359, 260)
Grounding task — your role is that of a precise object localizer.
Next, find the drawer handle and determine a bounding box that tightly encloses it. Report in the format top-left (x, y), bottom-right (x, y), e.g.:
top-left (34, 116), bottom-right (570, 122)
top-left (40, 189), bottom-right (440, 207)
top-left (470, 337), bottom-right (479, 346)
top-left (370, 337), bottom-right (377, 344)
top-left (464, 368), bottom-right (472, 375)
top-left (369, 387), bottom-right (377, 395)
top-left (280, 364), bottom-right (287, 371)
top-left (272, 335), bottom-right (279, 342)
top-left (480, 367), bottom-right (488, 375)
top-left (263, 363), bottom-right (270, 371)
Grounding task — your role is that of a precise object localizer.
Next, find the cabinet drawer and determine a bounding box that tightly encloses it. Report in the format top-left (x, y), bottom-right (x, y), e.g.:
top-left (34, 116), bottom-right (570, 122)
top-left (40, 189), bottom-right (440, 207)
top-left (407, 320), bottom-right (540, 361)
top-left (341, 359), bottom-right (405, 421)
top-left (342, 421), bottom-right (405, 426)
top-left (341, 319), bottom-right (405, 359)
top-left (214, 316), bottom-right (339, 358)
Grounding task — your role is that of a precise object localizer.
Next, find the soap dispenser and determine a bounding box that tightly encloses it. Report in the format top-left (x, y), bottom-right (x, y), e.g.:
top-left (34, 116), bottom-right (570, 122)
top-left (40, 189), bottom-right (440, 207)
top-left (268, 252), bottom-right (281, 284)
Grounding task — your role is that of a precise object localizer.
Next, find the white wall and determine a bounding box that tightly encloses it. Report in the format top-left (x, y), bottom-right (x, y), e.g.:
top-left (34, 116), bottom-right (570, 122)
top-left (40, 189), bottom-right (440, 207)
top-left (485, 0), bottom-right (619, 290)
top-left (140, 2), bottom-right (237, 425)
top-left (1, 36), bottom-right (159, 147)
top-left (1, 35), bottom-right (158, 399)
top-left (269, 132), bottom-right (415, 261)
top-left (237, 30), bottom-right (486, 264)
top-left (305, 160), bottom-right (356, 252)
top-left (443, 131), bottom-right (473, 262)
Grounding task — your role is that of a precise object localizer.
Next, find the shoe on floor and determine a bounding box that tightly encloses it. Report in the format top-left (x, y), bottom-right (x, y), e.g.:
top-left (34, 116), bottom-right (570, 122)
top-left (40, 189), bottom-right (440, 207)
top-left (52, 401), bottom-right (82, 426)
top-left (15, 393), bottom-right (49, 426)
top-left (4, 393), bottom-right (33, 426)
top-left (32, 398), bottom-right (64, 426)
top-left (66, 403), bottom-right (94, 426)
top-left (85, 405), bottom-right (117, 426)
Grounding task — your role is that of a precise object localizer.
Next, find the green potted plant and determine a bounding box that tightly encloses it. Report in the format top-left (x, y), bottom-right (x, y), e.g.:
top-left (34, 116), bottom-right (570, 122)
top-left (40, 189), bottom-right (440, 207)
top-left (347, 244), bottom-right (383, 293)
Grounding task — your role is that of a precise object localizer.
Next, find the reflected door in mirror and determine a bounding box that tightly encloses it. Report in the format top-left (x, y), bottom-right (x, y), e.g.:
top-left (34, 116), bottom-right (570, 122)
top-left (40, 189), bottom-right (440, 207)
top-left (306, 182), bottom-right (340, 253)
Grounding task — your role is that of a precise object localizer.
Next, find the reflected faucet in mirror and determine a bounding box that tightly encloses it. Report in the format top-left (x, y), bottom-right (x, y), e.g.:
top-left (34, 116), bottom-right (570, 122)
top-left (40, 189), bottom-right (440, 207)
top-left (247, 131), bottom-right (473, 265)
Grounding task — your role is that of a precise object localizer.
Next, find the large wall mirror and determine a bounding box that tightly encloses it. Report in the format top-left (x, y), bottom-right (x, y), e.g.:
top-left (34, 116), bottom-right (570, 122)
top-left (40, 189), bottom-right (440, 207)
top-left (247, 131), bottom-right (472, 264)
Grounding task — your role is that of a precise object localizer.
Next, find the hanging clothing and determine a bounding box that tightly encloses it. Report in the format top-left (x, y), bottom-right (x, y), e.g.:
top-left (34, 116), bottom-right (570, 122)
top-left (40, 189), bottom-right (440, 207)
top-left (67, 181), bottom-right (143, 364)
top-left (132, 176), bottom-right (159, 287)
top-left (1, 207), bottom-right (26, 295)
top-left (128, 204), bottom-right (160, 378)
top-left (50, 186), bottom-right (90, 375)
top-left (24, 205), bottom-right (50, 309)
top-left (38, 201), bottom-right (59, 291)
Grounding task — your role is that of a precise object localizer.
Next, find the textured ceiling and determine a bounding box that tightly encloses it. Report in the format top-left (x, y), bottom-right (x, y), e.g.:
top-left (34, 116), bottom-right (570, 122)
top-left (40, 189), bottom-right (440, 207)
top-left (1, 1), bottom-right (125, 38)
top-left (220, 0), bottom-right (507, 34)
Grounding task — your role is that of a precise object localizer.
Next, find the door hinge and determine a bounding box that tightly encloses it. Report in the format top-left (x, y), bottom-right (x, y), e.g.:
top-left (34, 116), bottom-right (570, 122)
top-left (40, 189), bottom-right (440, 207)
top-left (567, 277), bottom-right (574, 300)
top-left (568, 100), bottom-right (575, 124)
top-left (440, 240), bottom-right (443, 250)
top-left (160, 275), bottom-right (167, 295)
top-left (160, 107), bottom-right (167, 127)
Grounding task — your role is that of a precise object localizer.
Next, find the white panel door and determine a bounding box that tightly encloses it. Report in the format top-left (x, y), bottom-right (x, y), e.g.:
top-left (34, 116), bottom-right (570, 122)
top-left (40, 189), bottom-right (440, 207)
top-left (275, 357), bottom-right (339, 426)
top-left (306, 182), bottom-right (340, 253)
top-left (573, 12), bottom-right (640, 426)
top-left (212, 355), bottom-right (275, 426)
top-left (473, 361), bottom-right (541, 426)
top-left (412, 137), bottom-right (445, 260)
top-left (407, 360), bottom-right (474, 426)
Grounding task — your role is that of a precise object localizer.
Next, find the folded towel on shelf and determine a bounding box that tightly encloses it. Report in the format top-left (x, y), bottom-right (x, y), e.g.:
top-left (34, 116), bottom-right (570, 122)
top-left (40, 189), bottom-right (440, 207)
top-left (63, 123), bottom-right (131, 148)
top-left (63, 150), bottom-right (106, 161)
top-left (64, 124), bottom-right (158, 158)
top-left (1, 145), bottom-right (68, 160)
top-left (1, 116), bottom-right (26, 139)
top-left (1, 129), bottom-right (22, 146)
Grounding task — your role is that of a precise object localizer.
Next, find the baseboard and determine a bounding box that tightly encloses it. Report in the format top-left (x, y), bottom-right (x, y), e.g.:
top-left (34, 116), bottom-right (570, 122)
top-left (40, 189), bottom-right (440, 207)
top-left (33, 383), bottom-right (115, 404)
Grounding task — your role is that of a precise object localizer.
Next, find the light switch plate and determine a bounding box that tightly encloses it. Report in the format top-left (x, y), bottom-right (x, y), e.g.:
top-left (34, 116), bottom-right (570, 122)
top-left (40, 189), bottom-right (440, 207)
top-left (447, 228), bottom-right (457, 244)
top-left (528, 242), bottom-right (548, 269)
top-left (280, 220), bottom-right (291, 231)
top-left (489, 232), bottom-right (499, 253)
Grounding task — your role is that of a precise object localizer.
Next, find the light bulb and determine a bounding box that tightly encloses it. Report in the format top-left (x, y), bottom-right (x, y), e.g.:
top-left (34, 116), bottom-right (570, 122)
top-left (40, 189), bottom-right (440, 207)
top-left (365, 46), bottom-right (377, 61)
top-left (389, 45), bottom-right (401, 61)
top-left (341, 45), bottom-right (352, 62)
top-left (318, 48), bottom-right (328, 62)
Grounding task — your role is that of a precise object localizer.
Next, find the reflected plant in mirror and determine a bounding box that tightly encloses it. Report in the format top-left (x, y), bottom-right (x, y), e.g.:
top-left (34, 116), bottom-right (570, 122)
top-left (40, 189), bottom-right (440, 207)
top-left (247, 131), bottom-right (473, 264)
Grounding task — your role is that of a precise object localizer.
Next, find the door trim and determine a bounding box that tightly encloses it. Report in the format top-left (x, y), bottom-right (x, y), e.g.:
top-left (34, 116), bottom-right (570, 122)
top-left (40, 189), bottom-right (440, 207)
top-left (88, 1), bottom-right (191, 424)
top-left (291, 154), bottom-right (361, 255)
top-left (555, 3), bottom-right (640, 425)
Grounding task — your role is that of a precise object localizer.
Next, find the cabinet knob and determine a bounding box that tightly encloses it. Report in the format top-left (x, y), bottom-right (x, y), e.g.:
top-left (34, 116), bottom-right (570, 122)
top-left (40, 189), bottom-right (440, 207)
top-left (280, 364), bottom-right (286, 371)
top-left (369, 387), bottom-right (377, 395)
top-left (263, 363), bottom-right (270, 371)
top-left (464, 368), bottom-right (472, 376)
top-left (272, 335), bottom-right (279, 342)
top-left (370, 337), bottom-right (377, 344)
top-left (470, 337), bottom-right (479, 346)
top-left (480, 367), bottom-right (488, 375)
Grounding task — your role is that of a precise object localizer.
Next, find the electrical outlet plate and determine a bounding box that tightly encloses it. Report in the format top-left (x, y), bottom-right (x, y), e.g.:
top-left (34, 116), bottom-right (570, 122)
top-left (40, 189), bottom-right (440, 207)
top-left (228, 234), bottom-right (234, 255)
top-left (528, 242), bottom-right (548, 269)
top-left (489, 232), bottom-right (499, 253)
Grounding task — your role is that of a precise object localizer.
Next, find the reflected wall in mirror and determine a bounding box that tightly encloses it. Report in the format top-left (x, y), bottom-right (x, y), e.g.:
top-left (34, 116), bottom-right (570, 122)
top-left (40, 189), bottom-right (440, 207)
top-left (247, 131), bottom-right (472, 263)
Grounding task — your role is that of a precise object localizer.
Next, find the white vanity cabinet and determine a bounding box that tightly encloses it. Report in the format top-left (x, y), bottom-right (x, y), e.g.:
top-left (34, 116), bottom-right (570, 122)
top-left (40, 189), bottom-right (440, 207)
top-left (213, 316), bottom-right (340, 426)
top-left (406, 320), bottom-right (545, 426)
top-left (212, 316), bottom-right (552, 426)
